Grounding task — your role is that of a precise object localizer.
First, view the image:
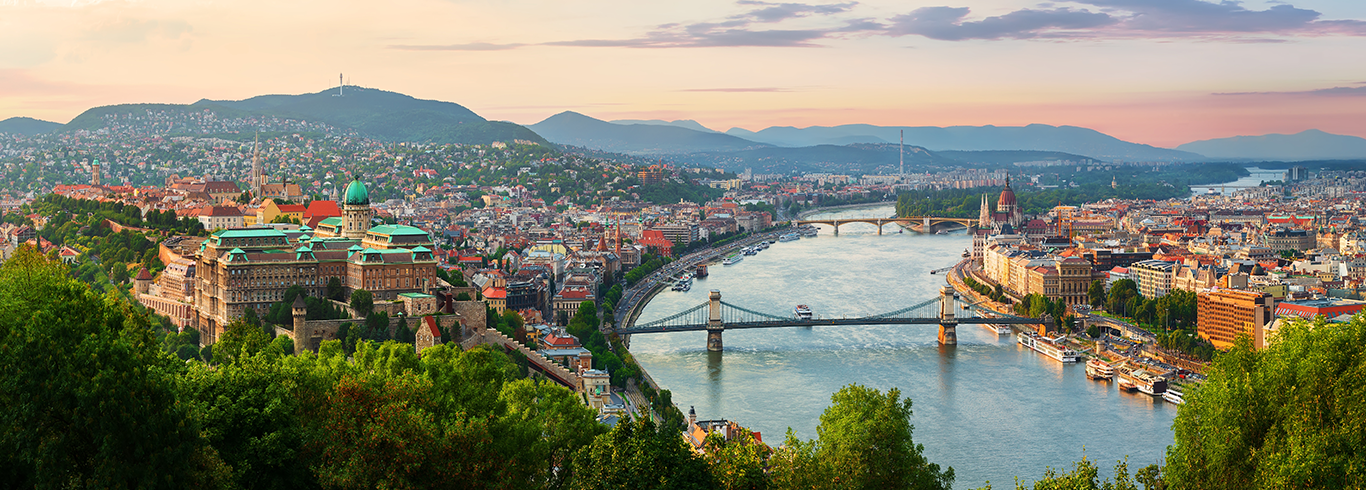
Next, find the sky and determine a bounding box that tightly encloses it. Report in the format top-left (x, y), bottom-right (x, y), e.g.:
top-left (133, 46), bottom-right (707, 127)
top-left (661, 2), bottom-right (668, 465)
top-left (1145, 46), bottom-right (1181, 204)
top-left (2, 0), bottom-right (1366, 148)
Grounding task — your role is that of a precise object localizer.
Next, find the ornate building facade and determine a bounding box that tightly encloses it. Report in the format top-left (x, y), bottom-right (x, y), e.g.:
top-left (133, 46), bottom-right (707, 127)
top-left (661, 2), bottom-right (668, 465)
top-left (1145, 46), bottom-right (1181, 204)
top-left (192, 177), bottom-right (439, 344)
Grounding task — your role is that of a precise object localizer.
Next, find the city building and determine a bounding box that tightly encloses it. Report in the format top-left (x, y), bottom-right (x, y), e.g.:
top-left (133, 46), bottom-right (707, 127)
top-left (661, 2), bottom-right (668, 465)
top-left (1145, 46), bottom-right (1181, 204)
top-left (191, 177), bottom-right (439, 344)
top-left (1131, 259), bottom-right (1178, 299)
top-left (1197, 289), bottom-right (1274, 350)
top-left (1274, 298), bottom-right (1366, 321)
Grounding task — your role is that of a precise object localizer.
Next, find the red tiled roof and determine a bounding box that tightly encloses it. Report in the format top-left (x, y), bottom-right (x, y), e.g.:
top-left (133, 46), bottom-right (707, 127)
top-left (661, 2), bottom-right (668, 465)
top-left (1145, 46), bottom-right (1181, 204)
top-left (482, 286), bottom-right (507, 299)
top-left (277, 204), bottom-right (307, 213)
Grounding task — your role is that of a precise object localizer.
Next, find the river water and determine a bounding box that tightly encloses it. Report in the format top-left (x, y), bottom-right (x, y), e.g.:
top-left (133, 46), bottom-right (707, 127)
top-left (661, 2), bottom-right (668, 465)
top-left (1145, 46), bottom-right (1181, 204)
top-left (630, 205), bottom-right (1177, 488)
top-left (1188, 166), bottom-right (1284, 196)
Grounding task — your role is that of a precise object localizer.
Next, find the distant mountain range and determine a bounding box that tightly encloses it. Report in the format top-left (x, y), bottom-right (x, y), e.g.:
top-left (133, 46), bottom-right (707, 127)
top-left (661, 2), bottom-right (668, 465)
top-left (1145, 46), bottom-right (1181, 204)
top-left (531, 112), bottom-right (767, 154)
top-left (722, 124), bottom-right (1201, 161)
top-left (609, 118), bottom-right (720, 134)
top-left (1176, 130), bottom-right (1366, 161)
top-left (0, 117), bottom-right (62, 136)
top-left (61, 87), bottom-right (545, 145)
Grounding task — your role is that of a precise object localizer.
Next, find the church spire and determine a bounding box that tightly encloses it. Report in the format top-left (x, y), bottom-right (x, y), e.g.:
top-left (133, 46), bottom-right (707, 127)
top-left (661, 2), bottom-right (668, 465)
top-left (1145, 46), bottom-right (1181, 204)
top-left (251, 132), bottom-right (262, 198)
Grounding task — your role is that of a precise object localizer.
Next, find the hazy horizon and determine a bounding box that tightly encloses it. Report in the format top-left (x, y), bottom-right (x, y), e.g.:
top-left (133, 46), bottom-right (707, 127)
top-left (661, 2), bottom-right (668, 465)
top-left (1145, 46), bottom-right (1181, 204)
top-left (4, 0), bottom-right (1366, 148)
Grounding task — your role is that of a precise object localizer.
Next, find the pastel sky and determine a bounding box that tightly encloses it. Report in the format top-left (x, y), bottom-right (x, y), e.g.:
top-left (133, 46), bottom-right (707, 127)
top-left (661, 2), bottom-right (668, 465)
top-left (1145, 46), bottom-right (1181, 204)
top-left (3, 0), bottom-right (1366, 148)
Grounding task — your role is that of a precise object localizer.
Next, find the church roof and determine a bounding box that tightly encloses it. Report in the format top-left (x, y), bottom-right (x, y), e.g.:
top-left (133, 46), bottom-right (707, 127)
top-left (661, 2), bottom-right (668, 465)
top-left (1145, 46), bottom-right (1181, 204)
top-left (344, 177), bottom-right (370, 205)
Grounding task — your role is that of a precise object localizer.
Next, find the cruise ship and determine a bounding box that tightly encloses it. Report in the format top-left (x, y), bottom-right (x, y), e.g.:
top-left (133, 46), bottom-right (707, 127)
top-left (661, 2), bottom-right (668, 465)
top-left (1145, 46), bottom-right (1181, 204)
top-left (794, 305), bottom-right (813, 320)
top-left (722, 254), bottom-right (743, 265)
top-left (1085, 359), bottom-right (1115, 380)
top-left (778, 233), bottom-right (800, 242)
top-left (1017, 332), bottom-right (1079, 363)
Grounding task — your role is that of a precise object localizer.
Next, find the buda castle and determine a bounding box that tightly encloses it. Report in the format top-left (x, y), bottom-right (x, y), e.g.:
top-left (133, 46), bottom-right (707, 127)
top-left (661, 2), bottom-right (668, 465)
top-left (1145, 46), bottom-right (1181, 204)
top-left (191, 177), bottom-right (439, 344)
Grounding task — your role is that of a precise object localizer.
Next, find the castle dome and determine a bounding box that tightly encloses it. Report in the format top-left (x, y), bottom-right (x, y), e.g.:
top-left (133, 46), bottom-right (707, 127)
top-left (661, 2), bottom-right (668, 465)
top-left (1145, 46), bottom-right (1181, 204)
top-left (344, 177), bottom-right (369, 205)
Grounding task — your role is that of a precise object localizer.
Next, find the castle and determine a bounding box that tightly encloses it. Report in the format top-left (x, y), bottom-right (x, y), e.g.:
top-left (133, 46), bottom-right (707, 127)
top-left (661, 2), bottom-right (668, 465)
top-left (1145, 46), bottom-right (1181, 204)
top-left (192, 177), bottom-right (440, 344)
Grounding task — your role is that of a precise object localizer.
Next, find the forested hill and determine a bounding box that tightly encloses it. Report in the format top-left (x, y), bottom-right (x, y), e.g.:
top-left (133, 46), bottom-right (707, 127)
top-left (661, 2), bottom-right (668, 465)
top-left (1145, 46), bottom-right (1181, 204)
top-left (0, 116), bottom-right (63, 136)
top-left (62, 87), bottom-right (547, 146)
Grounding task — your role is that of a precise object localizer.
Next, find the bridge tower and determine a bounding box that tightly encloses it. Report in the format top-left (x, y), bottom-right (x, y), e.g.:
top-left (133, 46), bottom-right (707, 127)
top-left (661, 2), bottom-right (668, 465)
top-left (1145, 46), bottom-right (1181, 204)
top-left (938, 286), bottom-right (958, 345)
top-left (707, 289), bottom-right (724, 351)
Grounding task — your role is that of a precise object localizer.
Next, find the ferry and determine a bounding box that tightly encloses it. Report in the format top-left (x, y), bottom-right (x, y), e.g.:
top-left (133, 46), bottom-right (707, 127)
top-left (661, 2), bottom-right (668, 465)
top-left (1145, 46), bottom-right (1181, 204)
top-left (742, 246), bottom-right (758, 256)
top-left (1163, 387), bottom-right (1185, 405)
top-left (722, 254), bottom-right (743, 266)
top-left (1118, 368), bottom-right (1168, 396)
top-left (1118, 378), bottom-right (1138, 392)
top-left (778, 233), bottom-right (800, 242)
top-left (1085, 359), bottom-right (1115, 380)
top-left (794, 305), bottom-right (814, 320)
top-left (1017, 332), bottom-right (1079, 363)
top-left (936, 230), bottom-right (950, 235)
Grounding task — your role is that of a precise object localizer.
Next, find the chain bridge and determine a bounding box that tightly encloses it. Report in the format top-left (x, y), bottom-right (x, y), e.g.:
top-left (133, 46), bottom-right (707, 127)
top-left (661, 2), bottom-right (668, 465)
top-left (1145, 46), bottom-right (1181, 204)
top-left (617, 287), bottom-right (1053, 351)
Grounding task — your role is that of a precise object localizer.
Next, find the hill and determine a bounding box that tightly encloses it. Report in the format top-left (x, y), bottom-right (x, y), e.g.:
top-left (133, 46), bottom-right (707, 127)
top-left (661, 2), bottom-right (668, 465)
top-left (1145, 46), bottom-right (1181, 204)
top-left (1175, 129), bottom-right (1366, 161)
top-left (530, 112), bottom-right (768, 154)
top-left (936, 150), bottom-right (1100, 165)
top-left (669, 142), bottom-right (954, 174)
top-left (0, 117), bottom-right (63, 136)
top-left (725, 124), bottom-right (1202, 161)
top-left (608, 119), bottom-right (719, 133)
top-left (63, 87), bottom-right (545, 145)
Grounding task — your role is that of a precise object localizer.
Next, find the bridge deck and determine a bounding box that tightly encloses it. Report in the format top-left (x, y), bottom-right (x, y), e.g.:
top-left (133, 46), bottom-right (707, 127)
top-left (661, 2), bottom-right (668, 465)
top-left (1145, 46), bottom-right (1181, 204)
top-left (621, 316), bottom-right (1042, 335)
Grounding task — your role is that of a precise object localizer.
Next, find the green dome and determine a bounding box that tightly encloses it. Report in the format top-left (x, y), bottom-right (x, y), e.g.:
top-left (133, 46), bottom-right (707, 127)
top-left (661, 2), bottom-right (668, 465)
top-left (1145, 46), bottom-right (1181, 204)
top-left (344, 177), bottom-right (369, 205)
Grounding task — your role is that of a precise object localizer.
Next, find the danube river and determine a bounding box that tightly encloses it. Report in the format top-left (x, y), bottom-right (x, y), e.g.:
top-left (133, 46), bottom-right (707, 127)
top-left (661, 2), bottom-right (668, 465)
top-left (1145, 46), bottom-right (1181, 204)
top-left (630, 205), bottom-right (1177, 487)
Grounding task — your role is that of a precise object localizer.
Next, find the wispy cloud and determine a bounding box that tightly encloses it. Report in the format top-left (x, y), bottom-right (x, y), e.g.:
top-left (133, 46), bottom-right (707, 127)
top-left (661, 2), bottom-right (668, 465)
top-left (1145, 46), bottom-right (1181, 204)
top-left (681, 87), bottom-right (789, 92)
top-left (886, 0), bottom-right (1366, 41)
top-left (1216, 85), bottom-right (1366, 97)
top-left (391, 0), bottom-right (1366, 50)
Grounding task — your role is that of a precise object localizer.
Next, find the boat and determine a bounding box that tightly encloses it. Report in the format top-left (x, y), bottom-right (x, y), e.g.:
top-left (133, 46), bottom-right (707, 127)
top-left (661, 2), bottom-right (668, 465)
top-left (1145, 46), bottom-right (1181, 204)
top-left (742, 247), bottom-right (758, 256)
top-left (722, 255), bottom-right (743, 265)
top-left (778, 233), bottom-right (800, 242)
top-left (1118, 367), bottom-right (1168, 396)
top-left (962, 249), bottom-right (970, 258)
top-left (1118, 378), bottom-right (1138, 392)
top-left (1085, 359), bottom-right (1115, 380)
top-left (936, 230), bottom-right (949, 235)
top-left (1017, 332), bottom-right (1079, 363)
top-left (1163, 387), bottom-right (1185, 405)
top-left (794, 305), bottom-right (813, 320)
top-left (982, 323), bottom-right (1012, 335)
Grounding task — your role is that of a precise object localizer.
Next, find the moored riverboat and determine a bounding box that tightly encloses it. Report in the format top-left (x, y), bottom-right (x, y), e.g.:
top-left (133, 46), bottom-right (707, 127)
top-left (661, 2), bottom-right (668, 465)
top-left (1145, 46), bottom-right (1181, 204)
top-left (1018, 332), bottom-right (1079, 363)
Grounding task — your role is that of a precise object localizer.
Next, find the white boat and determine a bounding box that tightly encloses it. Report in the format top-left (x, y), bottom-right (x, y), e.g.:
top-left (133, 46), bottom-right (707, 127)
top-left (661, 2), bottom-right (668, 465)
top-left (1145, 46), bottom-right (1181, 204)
top-left (722, 255), bottom-right (743, 265)
top-left (778, 233), bottom-right (800, 242)
top-left (1018, 332), bottom-right (1079, 363)
top-left (1086, 359), bottom-right (1115, 380)
top-left (936, 230), bottom-right (949, 235)
top-left (1118, 367), bottom-right (1168, 396)
top-left (1163, 387), bottom-right (1185, 405)
top-left (982, 324), bottom-right (1012, 335)
top-left (794, 304), bottom-right (813, 320)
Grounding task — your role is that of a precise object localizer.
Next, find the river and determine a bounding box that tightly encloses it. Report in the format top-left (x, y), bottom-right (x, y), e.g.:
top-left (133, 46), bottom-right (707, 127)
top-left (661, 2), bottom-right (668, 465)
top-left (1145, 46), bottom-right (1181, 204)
top-left (630, 205), bottom-right (1177, 488)
top-left (1188, 166), bottom-right (1284, 196)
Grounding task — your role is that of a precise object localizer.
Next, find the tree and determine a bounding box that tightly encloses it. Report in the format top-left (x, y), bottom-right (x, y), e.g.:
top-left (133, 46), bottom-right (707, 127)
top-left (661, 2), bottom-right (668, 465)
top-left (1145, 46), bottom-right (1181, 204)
top-left (1087, 280), bottom-right (1106, 309)
top-left (1164, 316), bottom-right (1366, 488)
top-left (350, 289), bottom-right (374, 318)
top-left (815, 384), bottom-right (954, 490)
top-left (705, 429), bottom-right (770, 490)
top-left (0, 245), bottom-right (228, 488)
top-left (327, 277), bottom-right (345, 301)
top-left (568, 416), bottom-right (713, 489)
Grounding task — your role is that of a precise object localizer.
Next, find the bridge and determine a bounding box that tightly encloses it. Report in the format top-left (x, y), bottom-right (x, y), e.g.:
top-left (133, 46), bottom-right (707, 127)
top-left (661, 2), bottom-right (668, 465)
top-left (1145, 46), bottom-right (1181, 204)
top-left (795, 216), bottom-right (978, 235)
top-left (617, 287), bottom-right (1053, 351)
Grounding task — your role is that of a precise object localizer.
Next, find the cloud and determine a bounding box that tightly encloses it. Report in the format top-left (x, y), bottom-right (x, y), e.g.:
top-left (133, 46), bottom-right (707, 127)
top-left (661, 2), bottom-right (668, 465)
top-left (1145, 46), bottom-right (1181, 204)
top-left (546, 0), bottom-right (866, 48)
top-left (887, 0), bottom-right (1366, 41)
top-left (388, 42), bottom-right (526, 51)
top-left (681, 87), bottom-right (789, 92)
top-left (1216, 85), bottom-right (1366, 97)
top-left (887, 6), bottom-right (1113, 40)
